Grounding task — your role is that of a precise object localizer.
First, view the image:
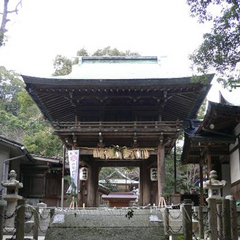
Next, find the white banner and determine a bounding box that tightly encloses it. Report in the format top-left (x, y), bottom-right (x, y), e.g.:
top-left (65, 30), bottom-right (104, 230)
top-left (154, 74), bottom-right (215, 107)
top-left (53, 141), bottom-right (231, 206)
top-left (67, 150), bottom-right (79, 194)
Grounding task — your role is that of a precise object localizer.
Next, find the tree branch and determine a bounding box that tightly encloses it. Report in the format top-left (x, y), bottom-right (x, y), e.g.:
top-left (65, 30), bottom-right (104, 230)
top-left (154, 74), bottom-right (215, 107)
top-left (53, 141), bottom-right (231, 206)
top-left (7, 0), bottom-right (22, 14)
top-left (0, 0), bottom-right (23, 47)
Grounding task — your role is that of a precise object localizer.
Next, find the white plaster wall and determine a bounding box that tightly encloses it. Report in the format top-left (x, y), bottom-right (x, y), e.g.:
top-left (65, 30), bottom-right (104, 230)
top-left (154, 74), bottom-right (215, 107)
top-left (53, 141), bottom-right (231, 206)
top-left (0, 146), bottom-right (10, 182)
top-left (221, 164), bottom-right (231, 196)
top-left (229, 123), bottom-right (240, 184)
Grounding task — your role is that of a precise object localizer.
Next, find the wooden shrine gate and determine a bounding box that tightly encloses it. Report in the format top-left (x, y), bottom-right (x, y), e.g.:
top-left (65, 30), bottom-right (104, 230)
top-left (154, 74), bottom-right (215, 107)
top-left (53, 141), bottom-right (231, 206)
top-left (22, 56), bottom-right (213, 207)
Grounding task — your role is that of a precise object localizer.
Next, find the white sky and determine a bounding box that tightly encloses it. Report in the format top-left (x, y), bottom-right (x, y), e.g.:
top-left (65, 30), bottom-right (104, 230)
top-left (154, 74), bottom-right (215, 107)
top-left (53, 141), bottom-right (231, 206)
top-left (0, 0), bottom-right (239, 104)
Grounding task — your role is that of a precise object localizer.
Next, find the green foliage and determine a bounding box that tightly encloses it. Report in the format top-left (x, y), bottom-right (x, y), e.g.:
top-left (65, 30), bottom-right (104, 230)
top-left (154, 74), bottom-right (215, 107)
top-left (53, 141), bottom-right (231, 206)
top-left (64, 175), bottom-right (77, 201)
top-left (53, 55), bottom-right (73, 76)
top-left (0, 66), bottom-right (24, 115)
top-left (92, 46), bottom-right (140, 57)
top-left (0, 110), bottom-right (25, 142)
top-left (76, 48), bottom-right (89, 57)
top-left (24, 128), bottom-right (62, 157)
top-left (188, 0), bottom-right (240, 87)
top-left (0, 30), bottom-right (5, 47)
top-left (165, 146), bottom-right (200, 198)
top-left (176, 236), bottom-right (185, 240)
top-left (197, 99), bottom-right (207, 119)
top-left (99, 167), bottom-right (119, 191)
top-left (0, 67), bottom-right (63, 157)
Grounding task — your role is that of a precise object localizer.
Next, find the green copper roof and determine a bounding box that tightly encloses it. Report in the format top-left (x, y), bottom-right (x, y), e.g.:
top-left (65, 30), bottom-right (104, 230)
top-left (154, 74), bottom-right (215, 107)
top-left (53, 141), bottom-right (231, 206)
top-left (58, 56), bottom-right (172, 80)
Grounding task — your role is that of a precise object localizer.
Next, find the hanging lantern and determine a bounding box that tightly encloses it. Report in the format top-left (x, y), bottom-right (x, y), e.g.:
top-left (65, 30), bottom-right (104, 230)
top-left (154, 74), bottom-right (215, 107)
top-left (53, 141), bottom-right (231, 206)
top-left (150, 168), bottom-right (158, 181)
top-left (79, 167), bottom-right (88, 181)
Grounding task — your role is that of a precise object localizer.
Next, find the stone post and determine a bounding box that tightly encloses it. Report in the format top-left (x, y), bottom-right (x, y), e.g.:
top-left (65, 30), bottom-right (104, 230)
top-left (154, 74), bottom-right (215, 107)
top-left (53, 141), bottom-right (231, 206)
top-left (0, 200), bottom-right (6, 240)
top-left (163, 208), bottom-right (169, 239)
top-left (225, 195), bottom-right (238, 240)
top-left (15, 199), bottom-right (25, 240)
top-left (182, 199), bottom-right (192, 240)
top-left (208, 198), bottom-right (217, 240)
top-left (223, 198), bottom-right (231, 240)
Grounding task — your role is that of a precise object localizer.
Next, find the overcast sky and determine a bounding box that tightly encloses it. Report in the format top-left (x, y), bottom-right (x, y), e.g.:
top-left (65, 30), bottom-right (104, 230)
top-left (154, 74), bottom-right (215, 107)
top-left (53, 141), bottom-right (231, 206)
top-left (0, 0), bottom-right (239, 104)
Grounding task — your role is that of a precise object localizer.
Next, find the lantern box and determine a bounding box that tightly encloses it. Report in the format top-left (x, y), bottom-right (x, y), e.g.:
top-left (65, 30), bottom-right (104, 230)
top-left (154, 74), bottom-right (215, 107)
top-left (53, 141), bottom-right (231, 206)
top-left (79, 167), bottom-right (88, 181)
top-left (150, 168), bottom-right (158, 181)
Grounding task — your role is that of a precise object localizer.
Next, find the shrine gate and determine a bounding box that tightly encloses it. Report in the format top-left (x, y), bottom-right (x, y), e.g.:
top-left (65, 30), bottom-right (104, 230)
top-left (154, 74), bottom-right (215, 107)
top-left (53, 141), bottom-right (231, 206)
top-left (22, 56), bottom-right (213, 207)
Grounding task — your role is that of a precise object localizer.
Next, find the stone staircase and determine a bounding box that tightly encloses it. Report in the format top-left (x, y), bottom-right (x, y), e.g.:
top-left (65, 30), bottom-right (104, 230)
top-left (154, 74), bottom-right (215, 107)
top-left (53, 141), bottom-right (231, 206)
top-left (45, 208), bottom-right (165, 240)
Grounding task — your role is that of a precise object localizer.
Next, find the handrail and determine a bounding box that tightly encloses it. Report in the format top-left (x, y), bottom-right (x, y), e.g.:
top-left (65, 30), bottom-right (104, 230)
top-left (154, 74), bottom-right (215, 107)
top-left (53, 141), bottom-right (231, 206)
top-left (53, 121), bottom-right (183, 131)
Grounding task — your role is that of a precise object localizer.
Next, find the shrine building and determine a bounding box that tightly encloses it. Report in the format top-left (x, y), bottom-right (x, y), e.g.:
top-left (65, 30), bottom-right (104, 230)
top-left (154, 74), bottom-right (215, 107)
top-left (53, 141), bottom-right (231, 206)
top-left (22, 56), bottom-right (213, 207)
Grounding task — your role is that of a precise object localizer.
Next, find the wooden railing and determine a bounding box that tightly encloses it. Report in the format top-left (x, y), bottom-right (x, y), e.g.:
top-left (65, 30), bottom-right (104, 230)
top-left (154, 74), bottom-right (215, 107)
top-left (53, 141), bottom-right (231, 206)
top-left (53, 121), bottom-right (183, 133)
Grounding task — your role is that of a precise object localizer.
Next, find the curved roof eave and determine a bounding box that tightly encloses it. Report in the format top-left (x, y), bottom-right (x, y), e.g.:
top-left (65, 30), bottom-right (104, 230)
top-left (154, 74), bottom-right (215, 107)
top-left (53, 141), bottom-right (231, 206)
top-left (22, 74), bottom-right (215, 87)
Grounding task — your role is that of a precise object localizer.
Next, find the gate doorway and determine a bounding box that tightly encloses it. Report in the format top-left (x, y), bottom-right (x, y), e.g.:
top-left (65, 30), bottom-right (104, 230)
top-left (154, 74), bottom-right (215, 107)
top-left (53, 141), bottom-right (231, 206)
top-left (99, 167), bottom-right (139, 207)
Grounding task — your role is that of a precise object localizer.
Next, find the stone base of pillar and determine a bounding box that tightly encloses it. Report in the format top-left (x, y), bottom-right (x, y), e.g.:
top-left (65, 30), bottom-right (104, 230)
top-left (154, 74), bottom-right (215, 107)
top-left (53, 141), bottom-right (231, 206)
top-left (169, 193), bottom-right (181, 205)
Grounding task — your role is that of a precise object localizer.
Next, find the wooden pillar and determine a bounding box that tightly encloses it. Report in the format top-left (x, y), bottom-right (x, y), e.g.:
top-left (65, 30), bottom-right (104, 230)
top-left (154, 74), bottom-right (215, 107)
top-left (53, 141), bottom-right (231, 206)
top-left (207, 147), bottom-right (212, 177)
top-left (87, 158), bottom-right (98, 207)
top-left (142, 160), bottom-right (151, 206)
top-left (157, 141), bottom-right (166, 207)
top-left (61, 146), bottom-right (66, 208)
top-left (199, 159), bottom-right (204, 206)
top-left (139, 163), bottom-right (143, 206)
top-left (78, 180), bottom-right (83, 207)
top-left (96, 165), bottom-right (101, 207)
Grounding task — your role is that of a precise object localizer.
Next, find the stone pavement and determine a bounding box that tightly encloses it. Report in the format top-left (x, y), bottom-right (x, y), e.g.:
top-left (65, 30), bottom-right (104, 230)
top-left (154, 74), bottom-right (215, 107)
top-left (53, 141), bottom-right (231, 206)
top-left (45, 208), bottom-right (165, 240)
top-left (3, 236), bottom-right (45, 240)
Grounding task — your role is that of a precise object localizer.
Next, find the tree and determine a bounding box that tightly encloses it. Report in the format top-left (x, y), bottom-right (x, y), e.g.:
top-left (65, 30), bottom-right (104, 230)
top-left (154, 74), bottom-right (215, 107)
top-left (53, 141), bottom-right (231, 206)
top-left (197, 99), bottom-right (207, 119)
top-left (52, 55), bottom-right (73, 76)
top-left (164, 145), bottom-right (200, 199)
top-left (92, 46), bottom-right (140, 57)
top-left (188, 0), bottom-right (239, 87)
top-left (0, 0), bottom-right (22, 47)
top-left (0, 66), bottom-right (63, 157)
top-left (76, 47), bottom-right (89, 57)
top-left (0, 66), bottom-right (24, 115)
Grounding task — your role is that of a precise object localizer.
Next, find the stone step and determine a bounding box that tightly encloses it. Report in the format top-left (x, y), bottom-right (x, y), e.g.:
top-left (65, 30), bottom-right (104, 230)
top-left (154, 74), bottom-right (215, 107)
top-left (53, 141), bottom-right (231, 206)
top-left (45, 209), bottom-right (165, 240)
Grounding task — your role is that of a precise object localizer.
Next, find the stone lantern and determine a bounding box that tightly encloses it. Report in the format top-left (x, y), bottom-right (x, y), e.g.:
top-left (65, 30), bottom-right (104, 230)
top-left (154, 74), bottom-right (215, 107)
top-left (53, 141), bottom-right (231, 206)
top-left (1, 170), bottom-right (23, 228)
top-left (203, 170), bottom-right (227, 202)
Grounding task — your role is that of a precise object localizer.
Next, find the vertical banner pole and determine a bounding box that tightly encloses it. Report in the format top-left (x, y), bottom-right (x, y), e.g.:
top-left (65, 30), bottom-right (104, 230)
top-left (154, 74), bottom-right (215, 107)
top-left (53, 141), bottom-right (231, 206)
top-left (173, 142), bottom-right (177, 194)
top-left (61, 146), bottom-right (66, 208)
